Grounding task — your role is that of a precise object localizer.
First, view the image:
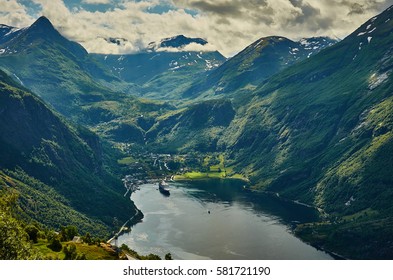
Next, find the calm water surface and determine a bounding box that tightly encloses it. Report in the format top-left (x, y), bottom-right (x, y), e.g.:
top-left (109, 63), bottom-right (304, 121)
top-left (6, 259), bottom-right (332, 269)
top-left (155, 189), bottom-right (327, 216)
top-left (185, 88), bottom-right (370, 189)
top-left (117, 179), bottom-right (333, 260)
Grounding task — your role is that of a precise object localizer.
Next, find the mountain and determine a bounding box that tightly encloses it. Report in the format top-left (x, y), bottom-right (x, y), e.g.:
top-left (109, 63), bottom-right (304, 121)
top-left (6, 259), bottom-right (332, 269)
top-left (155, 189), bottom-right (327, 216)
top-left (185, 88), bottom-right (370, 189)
top-left (92, 35), bottom-right (226, 100)
top-left (0, 69), bottom-right (137, 235)
top-left (0, 16), bottom-right (177, 143)
top-left (216, 6), bottom-right (393, 259)
top-left (2, 16), bottom-right (87, 57)
top-left (104, 37), bottom-right (129, 46)
top-left (147, 35), bottom-right (208, 51)
top-left (143, 36), bottom-right (337, 151)
top-left (92, 50), bottom-right (224, 85)
top-left (183, 36), bottom-right (337, 98)
top-left (146, 99), bottom-right (236, 153)
top-left (0, 24), bottom-right (24, 45)
top-left (0, 16), bottom-right (123, 119)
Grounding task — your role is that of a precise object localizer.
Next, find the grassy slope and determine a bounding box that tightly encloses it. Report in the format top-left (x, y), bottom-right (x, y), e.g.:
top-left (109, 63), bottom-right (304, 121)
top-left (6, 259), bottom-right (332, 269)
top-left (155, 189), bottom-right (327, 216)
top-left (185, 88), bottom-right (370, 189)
top-left (0, 189), bottom-right (42, 259)
top-left (0, 171), bottom-right (109, 236)
top-left (146, 99), bottom-right (236, 153)
top-left (33, 240), bottom-right (119, 260)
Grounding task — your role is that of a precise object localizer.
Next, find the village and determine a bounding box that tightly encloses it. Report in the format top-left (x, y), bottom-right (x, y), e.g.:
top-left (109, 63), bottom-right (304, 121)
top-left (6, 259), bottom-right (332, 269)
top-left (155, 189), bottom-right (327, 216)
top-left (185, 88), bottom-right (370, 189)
top-left (117, 148), bottom-right (241, 197)
top-left (118, 151), bottom-right (196, 195)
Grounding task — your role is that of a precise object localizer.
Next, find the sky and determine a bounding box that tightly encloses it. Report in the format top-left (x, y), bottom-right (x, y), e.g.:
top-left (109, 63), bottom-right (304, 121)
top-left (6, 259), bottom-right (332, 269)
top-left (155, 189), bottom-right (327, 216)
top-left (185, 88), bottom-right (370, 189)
top-left (1, 0), bottom-right (393, 57)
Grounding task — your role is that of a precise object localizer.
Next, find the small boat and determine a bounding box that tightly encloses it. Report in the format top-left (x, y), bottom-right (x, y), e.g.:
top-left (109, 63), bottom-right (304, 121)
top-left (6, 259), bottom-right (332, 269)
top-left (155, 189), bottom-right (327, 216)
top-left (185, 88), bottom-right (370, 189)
top-left (159, 180), bottom-right (170, 195)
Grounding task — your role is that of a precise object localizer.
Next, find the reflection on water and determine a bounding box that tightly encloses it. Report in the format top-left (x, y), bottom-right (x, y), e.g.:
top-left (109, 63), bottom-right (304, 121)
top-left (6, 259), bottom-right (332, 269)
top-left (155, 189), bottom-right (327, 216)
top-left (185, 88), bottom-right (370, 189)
top-left (117, 179), bottom-right (333, 260)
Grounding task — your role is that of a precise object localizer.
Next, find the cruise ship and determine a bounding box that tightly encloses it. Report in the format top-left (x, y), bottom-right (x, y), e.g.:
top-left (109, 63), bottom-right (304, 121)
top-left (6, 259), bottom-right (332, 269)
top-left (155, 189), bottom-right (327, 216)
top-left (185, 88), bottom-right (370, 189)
top-left (159, 180), bottom-right (170, 195)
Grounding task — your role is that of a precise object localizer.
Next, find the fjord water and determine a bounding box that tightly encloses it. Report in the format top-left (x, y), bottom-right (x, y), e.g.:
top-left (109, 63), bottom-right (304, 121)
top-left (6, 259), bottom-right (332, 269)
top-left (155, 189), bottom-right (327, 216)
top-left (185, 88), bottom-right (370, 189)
top-left (118, 179), bottom-right (333, 260)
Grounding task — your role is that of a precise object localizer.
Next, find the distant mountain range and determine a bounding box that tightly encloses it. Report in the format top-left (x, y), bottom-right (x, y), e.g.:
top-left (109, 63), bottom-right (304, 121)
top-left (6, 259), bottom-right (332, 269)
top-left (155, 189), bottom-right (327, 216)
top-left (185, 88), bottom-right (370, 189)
top-left (0, 17), bottom-right (336, 104)
top-left (1, 6), bottom-right (393, 259)
top-left (93, 34), bottom-right (336, 101)
top-left (183, 36), bottom-right (338, 98)
top-left (91, 34), bottom-right (225, 100)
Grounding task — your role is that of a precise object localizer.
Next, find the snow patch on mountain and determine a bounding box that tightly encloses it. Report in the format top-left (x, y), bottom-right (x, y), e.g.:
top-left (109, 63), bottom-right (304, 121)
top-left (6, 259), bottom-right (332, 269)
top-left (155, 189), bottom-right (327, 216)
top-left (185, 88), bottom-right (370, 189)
top-left (357, 25), bottom-right (376, 37)
top-left (205, 59), bottom-right (221, 70)
top-left (299, 37), bottom-right (336, 52)
top-left (0, 24), bottom-right (25, 46)
top-left (0, 24), bottom-right (18, 35)
top-left (255, 39), bottom-right (265, 48)
top-left (369, 72), bottom-right (389, 90)
top-left (12, 73), bottom-right (24, 86)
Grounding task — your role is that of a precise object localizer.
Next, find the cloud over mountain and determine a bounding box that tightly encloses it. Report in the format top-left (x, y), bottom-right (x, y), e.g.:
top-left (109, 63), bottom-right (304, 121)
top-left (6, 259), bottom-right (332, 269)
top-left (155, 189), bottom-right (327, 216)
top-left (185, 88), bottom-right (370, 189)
top-left (0, 0), bottom-right (392, 56)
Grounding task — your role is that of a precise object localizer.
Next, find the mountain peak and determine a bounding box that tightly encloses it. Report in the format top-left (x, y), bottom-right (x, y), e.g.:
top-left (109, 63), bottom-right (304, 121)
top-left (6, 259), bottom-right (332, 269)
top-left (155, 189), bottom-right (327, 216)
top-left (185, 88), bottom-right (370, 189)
top-left (28, 16), bottom-right (56, 34)
top-left (0, 16), bottom-right (88, 59)
top-left (8, 16), bottom-right (64, 49)
top-left (26, 16), bottom-right (62, 40)
top-left (161, 35), bottom-right (208, 48)
top-left (105, 37), bottom-right (128, 46)
top-left (247, 36), bottom-right (294, 52)
top-left (147, 35), bottom-right (208, 51)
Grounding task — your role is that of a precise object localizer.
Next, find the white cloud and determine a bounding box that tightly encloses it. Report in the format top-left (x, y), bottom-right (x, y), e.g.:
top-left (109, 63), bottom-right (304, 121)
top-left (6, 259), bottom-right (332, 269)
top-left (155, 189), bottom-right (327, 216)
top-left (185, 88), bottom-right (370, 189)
top-left (171, 0), bottom-right (393, 55)
top-left (31, 0), bottom-right (73, 27)
top-left (154, 42), bottom-right (218, 53)
top-left (0, 0), bottom-right (392, 56)
top-left (82, 0), bottom-right (111, 4)
top-left (0, 0), bottom-right (35, 27)
top-left (182, 42), bottom-right (217, 52)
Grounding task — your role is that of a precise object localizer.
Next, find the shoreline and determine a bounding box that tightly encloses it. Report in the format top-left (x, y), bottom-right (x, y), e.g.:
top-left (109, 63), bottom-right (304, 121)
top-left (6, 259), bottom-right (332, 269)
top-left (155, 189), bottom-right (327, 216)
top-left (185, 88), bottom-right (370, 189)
top-left (173, 175), bottom-right (250, 184)
top-left (262, 190), bottom-right (328, 215)
top-left (107, 206), bottom-right (143, 245)
top-left (259, 191), bottom-right (346, 260)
